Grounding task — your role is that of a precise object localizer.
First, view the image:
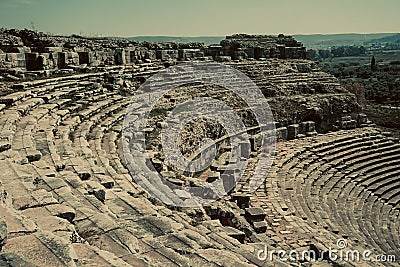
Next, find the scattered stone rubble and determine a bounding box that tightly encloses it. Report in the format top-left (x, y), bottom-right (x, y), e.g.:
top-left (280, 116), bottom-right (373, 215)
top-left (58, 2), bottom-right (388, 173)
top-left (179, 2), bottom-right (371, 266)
top-left (0, 29), bottom-right (398, 266)
top-left (0, 29), bottom-right (306, 81)
top-left (220, 34), bottom-right (306, 60)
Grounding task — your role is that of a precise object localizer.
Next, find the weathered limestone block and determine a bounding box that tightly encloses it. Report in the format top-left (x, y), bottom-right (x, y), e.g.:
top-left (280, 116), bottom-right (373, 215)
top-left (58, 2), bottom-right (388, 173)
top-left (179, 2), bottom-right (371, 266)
top-left (43, 177), bottom-right (69, 191)
top-left (174, 189), bottom-right (192, 200)
top-left (253, 221), bottom-right (268, 233)
top-left (86, 181), bottom-right (106, 203)
top-left (25, 53), bottom-right (44, 71)
top-left (25, 148), bottom-right (42, 162)
top-left (11, 189), bottom-right (58, 210)
top-left (77, 51), bottom-right (92, 65)
top-left (178, 49), bottom-right (204, 60)
top-left (239, 141), bottom-right (250, 158)
top-left (156, 50), bottom-right (178, 61)
top-left (287, 124), bottom-right (299, 140)
top-left (0, 221), bottom-right (7, 251)
top-left (95, 174), bottom-right (115, 189)
top-left (0, 183), bottom-right (7, 205)
top-left (276, 127), bottom-right (288, 141)
top-left (206, 171), bottom-right (220, 183)
top-left (114, 48), bottom-right (126, 65)
top-left (4, 53), bottom-right (26, 68)
top-left (300, 121), bottom-right (316, 133)
top-left (67, 52), bottom-right (79, 65)
top-left (44, 47), bottom-right (62, 53)
top-left (149, 157), bottom-right (163, 172)
top-left (0, 53), bottom-right (5, 64)
top-left (47, 204), bottom-right (76, 223)
top-left (222, 173), bottom-right (236, 194)
top-left (3, 231), bottom-right (78, 267)
top-left (198, 248), bottom-right (254, 267)
top-left (244, 207), bottom-right (266, 223)
top-left (0, 205), bottom-right (37, 241)
top-left (231, 193), bottom-right (251, 209)
top-left (0, 141), bottom-right (11, 152)
top-left (357, 113), bottom-right (368, 126)
top-left (167, 229), bottom-right (212, 252)
top-left (20, 206), bottom-right (75, 239)
top-left (72, 242), bottom-right (139, 266)
top-left (250, 133), bottom-right (263, 152)
top-left (166, 177), bottom-right (184, 187)
top-left (65, 158), bottom-right (91, 180)
top-left (215, 55), bottom-right (232, 62)
top-left (338, 116), bottom-right (357, 130)
top-left (57, 52), bottom-right (67, 69)
top-left (222, 226), bottom-right (246, 243)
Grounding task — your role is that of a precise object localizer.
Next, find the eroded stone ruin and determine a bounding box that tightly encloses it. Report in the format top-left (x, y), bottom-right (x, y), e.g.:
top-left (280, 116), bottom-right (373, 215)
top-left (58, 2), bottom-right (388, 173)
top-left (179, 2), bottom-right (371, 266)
top-left (0, 29), bottom-right (398, 266)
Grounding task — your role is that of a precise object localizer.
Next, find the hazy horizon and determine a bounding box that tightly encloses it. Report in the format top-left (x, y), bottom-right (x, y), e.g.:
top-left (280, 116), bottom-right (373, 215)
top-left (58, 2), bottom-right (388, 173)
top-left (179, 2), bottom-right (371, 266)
top-left (116, 33), bottom-right (399, 38)
top-left (0, 0), bottom-right (399, 37)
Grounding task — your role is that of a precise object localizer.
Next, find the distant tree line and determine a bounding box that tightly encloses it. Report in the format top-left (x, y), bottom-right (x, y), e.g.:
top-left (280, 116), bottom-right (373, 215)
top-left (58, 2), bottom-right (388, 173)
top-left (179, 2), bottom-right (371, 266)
top-left (307, 45), bottom-right (367, 60)
top-left (331, 45), bottom-right (367, 57)
top-left (320, 59), bottom-right (400, 104)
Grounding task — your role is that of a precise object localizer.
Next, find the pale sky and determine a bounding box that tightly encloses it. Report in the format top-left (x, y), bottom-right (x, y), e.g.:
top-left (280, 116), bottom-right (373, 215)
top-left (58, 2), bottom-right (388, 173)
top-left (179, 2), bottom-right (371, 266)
top-left (0, 0), bottom-right (399, 36)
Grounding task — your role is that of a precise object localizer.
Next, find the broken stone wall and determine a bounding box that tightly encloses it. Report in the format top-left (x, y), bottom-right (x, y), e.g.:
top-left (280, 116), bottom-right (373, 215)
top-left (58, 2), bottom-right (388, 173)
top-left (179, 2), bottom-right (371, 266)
top-left (156, 50), bottom-right (179, 61)
top-left (0, 53), bottom-right (26, 69)
top-left (268, 94), bottom-right (361, 133)
top-left (220, 34), bottom-right (307, 60)
top-left (178, 49), bottom-right (204, 60)
top-left (78, 51), bottom-right (91, 65)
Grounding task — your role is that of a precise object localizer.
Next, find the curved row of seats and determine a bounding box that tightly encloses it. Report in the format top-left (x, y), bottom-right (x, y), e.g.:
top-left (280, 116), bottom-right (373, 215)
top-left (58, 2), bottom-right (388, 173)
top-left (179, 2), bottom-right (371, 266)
top-left (260, 128), bottom-right (400, 265)
top-left (1, 63), bottom-right (398, 266)
top-left (227, 61), bottom-right (348, 97)
top-left (0, 69), bottom-right (290, 267)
